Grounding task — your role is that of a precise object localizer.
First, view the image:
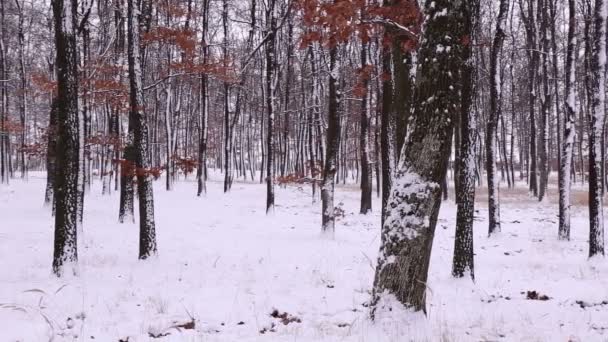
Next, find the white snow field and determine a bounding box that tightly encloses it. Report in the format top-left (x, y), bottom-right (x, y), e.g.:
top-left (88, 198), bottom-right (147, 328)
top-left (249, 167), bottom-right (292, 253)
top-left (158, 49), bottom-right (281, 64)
top-left (1, 172), bottom-right (607, 341)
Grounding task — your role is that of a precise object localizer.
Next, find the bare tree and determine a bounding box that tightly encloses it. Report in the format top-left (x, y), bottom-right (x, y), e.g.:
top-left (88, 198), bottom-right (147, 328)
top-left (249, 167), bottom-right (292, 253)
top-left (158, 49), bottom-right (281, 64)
top-left (371, 0), bottom-right (463, 315)
top-left (588, 0), bottom-right (606, 257)
top-left (127, 0), bottom-right (157, 259)
top-left (487, 0), bottom-right (509, 236)
top-left (453, 0), bottom-right (479, 279)
top-left (51, 0), bottom-right (80, 276)
top-left (558, 0), bottom-right (576, 240)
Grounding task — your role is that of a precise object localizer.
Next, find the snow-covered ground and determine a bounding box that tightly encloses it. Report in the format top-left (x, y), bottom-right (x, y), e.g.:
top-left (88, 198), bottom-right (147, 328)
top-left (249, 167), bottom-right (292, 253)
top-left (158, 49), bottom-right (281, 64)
top-left (1, 172), bottom-right (607, 341)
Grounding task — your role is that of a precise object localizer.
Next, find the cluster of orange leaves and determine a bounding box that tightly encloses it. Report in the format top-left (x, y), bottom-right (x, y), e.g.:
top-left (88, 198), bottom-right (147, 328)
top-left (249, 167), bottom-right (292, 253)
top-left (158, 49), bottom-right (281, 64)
top-left (114, 158), bottom-right (163, 180)
top-left (0, 118), bottom-right (24, 134)
top-left (276, 160), bottom-right (323, 186)
top-left (30, 73), bottom-right (57, 98)
top-left (297, 0), bottom-right (420, 48)
top-left (172, 155), bottom-right (197, 176)
top-left (143, 27), bottom-right (197, 58)
top-left (17, 142), bottom-right (46, 156)
top-left (86, 133), bottom-right (121, 148)
top-left (298, 0), bottom-right (420, 99)
top-left (277, 172), bottom-right (311, 186)
top-left (353, 64), bottom-right (375, 97)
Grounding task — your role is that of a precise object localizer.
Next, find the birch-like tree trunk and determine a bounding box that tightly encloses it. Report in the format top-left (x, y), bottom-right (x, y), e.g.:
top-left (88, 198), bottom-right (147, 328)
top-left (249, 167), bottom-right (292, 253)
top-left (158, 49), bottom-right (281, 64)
top-left (558, 0), bottom-right (576, 240)
top-left (487, 0), bottom-right (509, 235)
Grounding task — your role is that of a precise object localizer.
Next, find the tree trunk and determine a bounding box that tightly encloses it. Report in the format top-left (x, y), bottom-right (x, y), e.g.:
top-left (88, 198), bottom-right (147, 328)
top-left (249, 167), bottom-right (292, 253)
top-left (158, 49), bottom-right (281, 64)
top-left (127, 0), bottom-right (157, 259)
top-left (558, 0), bottom-right (576, 240)
top-left (588, 0), bottom-right (606, 257)
top-left (360, 39), bottom-right (372, 214)
top-left (487, 0), bottom-right (508, 235)
top-left (321, 41), bottom-right (341, 235)
top-left (51, 0), bottom-right (80, 276)
top-left (196, 0), bottom-right (210, 196)
top-left (266, 0), bottom-right (277, 213)
top-left (453, 0), bottom-right (478, 280)
top-left (45, 98), bottom-right (59, 206)
top-left (371, 0), bottom-right (462, 315)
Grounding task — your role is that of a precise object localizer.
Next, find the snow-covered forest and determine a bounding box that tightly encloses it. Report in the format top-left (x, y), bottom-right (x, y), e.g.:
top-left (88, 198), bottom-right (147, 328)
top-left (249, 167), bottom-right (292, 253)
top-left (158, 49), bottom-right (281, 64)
top-left (1, 0), bottom-right (607, 340)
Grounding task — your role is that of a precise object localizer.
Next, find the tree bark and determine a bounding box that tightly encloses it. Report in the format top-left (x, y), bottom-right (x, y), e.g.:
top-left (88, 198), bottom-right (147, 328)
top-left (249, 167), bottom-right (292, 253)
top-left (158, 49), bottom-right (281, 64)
top-left (360, 39), bottom-right (372, 214)
top-left (453, 0), bottom-right (479, 280)
top-left (371, 0), bottom-right (462, 315)
top-left (487, 0), bottom-right (509, 235)
top-left (321, 41), bottom-right (341, 235)
top-left (52, 0), bottom-right (80, 276)
top-left (127, 0), bottom-right (157, 259)
top-left (588, 0), bottom-right (606, 257)
top-left (558, 0), bottom-right (576, 240)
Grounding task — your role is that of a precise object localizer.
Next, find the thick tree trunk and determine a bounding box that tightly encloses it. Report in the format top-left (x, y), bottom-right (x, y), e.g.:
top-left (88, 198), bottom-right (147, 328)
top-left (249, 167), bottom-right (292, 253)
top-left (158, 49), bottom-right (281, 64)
top-left (371, 0), bottom-right (462, 315)
top-left (453, 0), bottom-right (478, 280)
top-left (51, 0), bottom-right (80, 276)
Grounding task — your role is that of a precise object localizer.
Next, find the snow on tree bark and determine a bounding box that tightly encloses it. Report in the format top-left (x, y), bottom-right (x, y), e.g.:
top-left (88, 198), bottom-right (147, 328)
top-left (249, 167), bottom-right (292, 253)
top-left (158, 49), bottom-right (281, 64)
top-left (0, 0), bottom-right (8, 185)
top-left (520, 0), bottom-right (539, 197)
top-left (559, 0), bottom-right (576, 240)
top-left (487, 0), bottom-right (508, 236)
top-left (45, 98), bottom-right (59, 207)
top-left (15, 0), bottom-right (27, 179)
top-left (197, 0), bottom-right (210, 197)
top-left (371, 0), bottom-right (463, 315)
top-left (119, 142), bottom-right (135, 223)
top-left (588, 0), bottom-right (606, 257)
top-left (380, 30), bottom-right (395, 227)
top-left (360, 39), bottom-right (373, 214)
top-left (51, 0), bottom-right (80, 277)
top-left (538, 0), bottom-right (550, 201)
top-left (127, 0), bottom-right (157, 259)
top-left (265, 0), bottom-right (277, 213)
top-left (321, 40), bottom-right (341, 236)
top-left (453, 0), bottom-right (478, 280)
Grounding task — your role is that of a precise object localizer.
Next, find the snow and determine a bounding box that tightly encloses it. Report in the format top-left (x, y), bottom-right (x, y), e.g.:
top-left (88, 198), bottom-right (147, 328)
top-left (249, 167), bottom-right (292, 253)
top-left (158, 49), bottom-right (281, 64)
top-left (1, 172), bottom-right (608, 341)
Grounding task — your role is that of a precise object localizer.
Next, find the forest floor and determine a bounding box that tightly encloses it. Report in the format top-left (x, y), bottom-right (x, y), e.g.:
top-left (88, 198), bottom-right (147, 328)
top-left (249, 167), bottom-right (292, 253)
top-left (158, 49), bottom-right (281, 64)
top-left (1, 172), bottom-right (607, 341)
